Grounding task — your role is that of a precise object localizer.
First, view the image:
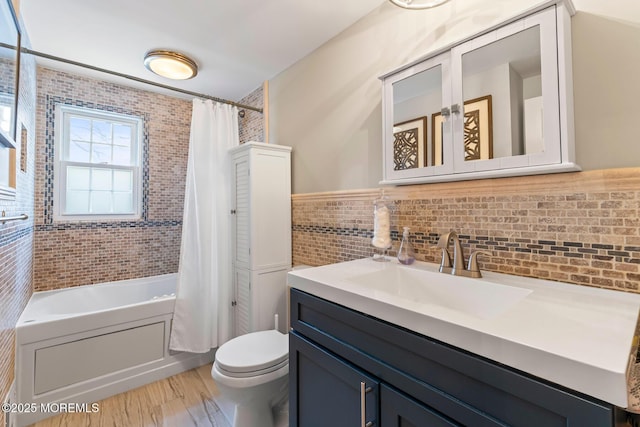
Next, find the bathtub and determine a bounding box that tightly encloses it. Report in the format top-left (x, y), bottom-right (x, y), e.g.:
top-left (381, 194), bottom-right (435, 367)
top-left (13, 273), bottom-right (215, 427)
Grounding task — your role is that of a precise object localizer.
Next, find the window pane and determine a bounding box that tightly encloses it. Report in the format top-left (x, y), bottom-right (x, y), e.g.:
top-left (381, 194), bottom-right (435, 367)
top-left (0, 105), bottom-right (10, 134)
top-left (66, 166), bottom-right (90, 190)
top-left (91, 143), bottom-right (111, 163)
top-left (113, 170), bottom-right (132, 191)
top-left (0, 147), bottom-right (9, 187)
top-left (57, 106), bottom-right (143, 219)
top-left (113, 192), bottom-right (134, 213)
top-left (113, 124), bottom-right (132, 147)
top-left (92, 120), bottom-right (111, 144)
top-left (91, 168), bottom-right (112, 191)
top-left (90, 191), bottom-right (112, 213)
top-left (69, 117), bottom-right (91, 142)
top-left (68, 141), bottom-right (91, 162)
top-left (65, 190), bottom-right (90, 214)
top-left (112, 145), bottom-right (131, 166)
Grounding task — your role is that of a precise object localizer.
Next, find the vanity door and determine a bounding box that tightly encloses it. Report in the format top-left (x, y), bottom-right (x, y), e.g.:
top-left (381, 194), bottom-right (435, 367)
top-left (381, 385), bottom-right (462, 427)
top-left (289, 332), bottom-right (379, 427)
top-left (382, 51), bottom-right (453, 183)
top-left (450, 5), bottom-right (562, 174)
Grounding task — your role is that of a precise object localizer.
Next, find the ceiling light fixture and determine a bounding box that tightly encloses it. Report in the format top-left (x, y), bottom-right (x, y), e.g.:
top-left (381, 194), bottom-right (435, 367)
top-left (143, 50), bottom-right (198, 80)
top-left (388, 0), bottom-right (450, 10)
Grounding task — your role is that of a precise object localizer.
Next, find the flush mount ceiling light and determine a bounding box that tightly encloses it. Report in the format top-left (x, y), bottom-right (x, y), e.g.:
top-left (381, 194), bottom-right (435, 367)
top-left (143, 50), bottom-right (198, 80)
top-left (388, 0), bottom-right (450, 9)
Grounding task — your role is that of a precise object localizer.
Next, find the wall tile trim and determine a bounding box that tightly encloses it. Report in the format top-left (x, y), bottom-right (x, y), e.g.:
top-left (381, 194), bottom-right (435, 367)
top-left (292, 168), bottom-right (640, 293)
top-left (292, 168), bottom-right (640, 202)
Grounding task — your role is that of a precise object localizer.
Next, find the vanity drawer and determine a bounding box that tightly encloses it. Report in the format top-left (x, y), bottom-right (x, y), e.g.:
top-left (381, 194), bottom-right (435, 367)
top-left (290, 288), bottom-right (614, 427)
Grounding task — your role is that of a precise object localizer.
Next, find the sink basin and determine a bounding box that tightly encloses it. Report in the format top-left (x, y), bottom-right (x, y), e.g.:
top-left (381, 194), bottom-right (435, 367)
top-left (346, 265), bottom-right (532, 319)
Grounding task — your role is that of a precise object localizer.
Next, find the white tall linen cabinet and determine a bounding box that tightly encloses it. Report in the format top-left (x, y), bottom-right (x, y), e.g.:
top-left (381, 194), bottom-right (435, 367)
top-left (230, 142), bottom-right (292, 335)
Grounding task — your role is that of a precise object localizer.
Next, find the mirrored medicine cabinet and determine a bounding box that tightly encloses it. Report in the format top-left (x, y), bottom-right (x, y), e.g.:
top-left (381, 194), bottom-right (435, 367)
top-left (380, 0), bottom-right (578, 185)
top-left (0, 0), bottom-right (20, 198)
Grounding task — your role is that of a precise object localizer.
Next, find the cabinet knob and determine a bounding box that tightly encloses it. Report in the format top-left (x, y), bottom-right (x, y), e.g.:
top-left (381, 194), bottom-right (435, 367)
top-left (230, 209), bottom-right (236, 214)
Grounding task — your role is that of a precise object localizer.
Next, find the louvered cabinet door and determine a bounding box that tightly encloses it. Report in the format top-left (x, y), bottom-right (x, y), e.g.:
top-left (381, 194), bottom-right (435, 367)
top-left (232, 155), bottom-right (250, 269)
top-left (230, 143), bottom-right (291, 271)
top-left (233, 267), bottom-right (251, 337)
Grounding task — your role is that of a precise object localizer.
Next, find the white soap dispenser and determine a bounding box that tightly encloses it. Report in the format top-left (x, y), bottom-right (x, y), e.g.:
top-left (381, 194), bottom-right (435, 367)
top-left (397, 227), bottom-right (416, 265)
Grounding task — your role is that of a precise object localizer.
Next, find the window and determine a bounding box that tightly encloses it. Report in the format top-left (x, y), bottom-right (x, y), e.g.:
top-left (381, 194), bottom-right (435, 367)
top-left (54, 105), bottom-right (143, 220)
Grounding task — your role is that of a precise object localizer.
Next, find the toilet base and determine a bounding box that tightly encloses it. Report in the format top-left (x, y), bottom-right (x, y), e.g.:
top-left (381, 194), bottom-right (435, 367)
top-left (273, 398), bottom-right (289, 427)
top-left (211, 363), bottom-right (289, 427)
top-left (217, 393), bottom-right (288, 427)
top-left (233, 402), bottom-right (274, 427)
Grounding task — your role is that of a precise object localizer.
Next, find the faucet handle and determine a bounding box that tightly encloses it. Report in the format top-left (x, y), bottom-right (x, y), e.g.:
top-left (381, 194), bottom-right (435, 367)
top-left (467, 251), bottom-right (492, 278)
top-left (438, 247), bottom-right (452, 273)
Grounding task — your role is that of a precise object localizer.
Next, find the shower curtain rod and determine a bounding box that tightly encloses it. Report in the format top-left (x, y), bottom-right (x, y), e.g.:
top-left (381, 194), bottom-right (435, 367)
top-left (2, 42), bottom-right (263, 113)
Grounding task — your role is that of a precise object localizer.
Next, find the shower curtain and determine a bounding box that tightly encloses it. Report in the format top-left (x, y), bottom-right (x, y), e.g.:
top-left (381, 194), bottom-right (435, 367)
top-left (169, 99), bottom-right (239, 353)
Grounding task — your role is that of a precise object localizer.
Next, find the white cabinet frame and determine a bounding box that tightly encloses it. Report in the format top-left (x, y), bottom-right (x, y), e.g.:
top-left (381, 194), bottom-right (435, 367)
top-left (380, 0), bottom-right (579, 186)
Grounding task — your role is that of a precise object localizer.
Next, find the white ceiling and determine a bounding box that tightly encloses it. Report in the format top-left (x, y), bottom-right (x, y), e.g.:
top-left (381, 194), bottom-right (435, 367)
top-left (19, 0), bottom-right (386, 102)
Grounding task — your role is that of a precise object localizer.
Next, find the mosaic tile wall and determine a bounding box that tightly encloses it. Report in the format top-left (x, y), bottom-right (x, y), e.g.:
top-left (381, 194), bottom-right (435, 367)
top-left (292, 168), bottom-right (640, 292)
top-left (238, 85), bottom-right (264, 144)
top-left (0, 48), bottom-right (37, 407)
top-left (33, 67), bottom-right (192, 291)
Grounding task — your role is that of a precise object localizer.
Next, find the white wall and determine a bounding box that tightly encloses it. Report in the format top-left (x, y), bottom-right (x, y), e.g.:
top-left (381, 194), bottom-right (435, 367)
top-left (269, 0), bottom-right (640, 193)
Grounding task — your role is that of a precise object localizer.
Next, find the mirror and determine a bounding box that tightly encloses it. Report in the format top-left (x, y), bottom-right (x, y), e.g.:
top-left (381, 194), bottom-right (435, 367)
top-left (0, 0), bottom-right (19, 148)
top-left (461, 26), bottom-right (542, 161)
top-left (0, 0), bottom-right (19, 197)
top-left (381, 4), bottom-right (575, 185)
top-left (392, 64), bottom-right (443, 170)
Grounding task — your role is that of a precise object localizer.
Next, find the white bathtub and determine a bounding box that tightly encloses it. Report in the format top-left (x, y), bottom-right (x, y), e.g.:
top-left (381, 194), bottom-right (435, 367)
top-left (13, 273), bottom-right (215, 427)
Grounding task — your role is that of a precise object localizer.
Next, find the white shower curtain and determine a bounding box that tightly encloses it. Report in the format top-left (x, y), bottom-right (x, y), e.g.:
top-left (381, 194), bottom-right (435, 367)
top-left (169, 99), bottom-right (239, 353)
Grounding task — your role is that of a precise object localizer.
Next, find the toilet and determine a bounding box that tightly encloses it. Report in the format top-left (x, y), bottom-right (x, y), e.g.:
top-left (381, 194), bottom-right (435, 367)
top-left (211, 266), bottom-right (311, 427)
top-left (211, 326), bottom-right (289, 427)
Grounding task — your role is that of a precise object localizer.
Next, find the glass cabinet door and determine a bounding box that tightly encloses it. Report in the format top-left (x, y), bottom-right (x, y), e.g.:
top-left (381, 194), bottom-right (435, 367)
top-left (382, 51), bottom-right (453, 182)
top-left (380, 2), bottom-right (577, 185)
top-left (451, 6), bottom-right (561, 173)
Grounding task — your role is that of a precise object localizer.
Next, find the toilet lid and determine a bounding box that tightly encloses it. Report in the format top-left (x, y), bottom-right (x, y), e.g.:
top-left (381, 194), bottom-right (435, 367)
top-left (215, 330), bottom-right (288, 375)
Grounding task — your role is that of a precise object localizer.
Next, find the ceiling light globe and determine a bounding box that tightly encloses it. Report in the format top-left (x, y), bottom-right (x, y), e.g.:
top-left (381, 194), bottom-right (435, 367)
top-left (143, 50), bottom-right (198, 80)
top-left (388, 0), bottom-right (450, 10)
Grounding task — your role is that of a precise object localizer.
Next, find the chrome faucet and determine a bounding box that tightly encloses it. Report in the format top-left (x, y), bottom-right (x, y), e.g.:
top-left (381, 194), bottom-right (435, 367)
top-left (436, 231), bottom-right (491, 278)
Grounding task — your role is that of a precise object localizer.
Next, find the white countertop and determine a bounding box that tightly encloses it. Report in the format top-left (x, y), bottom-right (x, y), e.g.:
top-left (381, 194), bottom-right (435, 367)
top-left (287, 257), bottom-right (640, 408)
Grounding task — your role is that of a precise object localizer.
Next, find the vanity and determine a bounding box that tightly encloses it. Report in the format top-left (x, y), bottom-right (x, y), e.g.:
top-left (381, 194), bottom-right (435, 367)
top-left (286, 0), bottom-right (639, 425)
top-left (287, 259), bottom-right (640, 426)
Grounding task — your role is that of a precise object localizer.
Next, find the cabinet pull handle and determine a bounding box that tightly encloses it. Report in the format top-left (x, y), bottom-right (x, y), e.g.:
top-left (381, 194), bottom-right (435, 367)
top-left (360, 382), bottom-right (373, 427)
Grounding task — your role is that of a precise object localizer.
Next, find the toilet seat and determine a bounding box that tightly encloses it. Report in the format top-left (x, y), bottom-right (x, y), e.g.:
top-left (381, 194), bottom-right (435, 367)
top-left (215, 330), bottom-right (288, 378)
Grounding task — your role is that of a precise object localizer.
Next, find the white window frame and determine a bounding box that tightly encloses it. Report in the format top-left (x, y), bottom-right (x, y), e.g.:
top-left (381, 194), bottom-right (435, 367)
top-left (53, 105), bottom-right (143, 221)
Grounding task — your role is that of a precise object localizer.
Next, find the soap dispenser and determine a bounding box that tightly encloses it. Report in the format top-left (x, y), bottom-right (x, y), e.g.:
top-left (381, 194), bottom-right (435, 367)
top-left (397, 227), bottom-right (416, 265)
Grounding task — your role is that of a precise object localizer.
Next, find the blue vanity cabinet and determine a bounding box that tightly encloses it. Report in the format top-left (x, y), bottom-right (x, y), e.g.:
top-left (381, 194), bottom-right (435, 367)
top-left (289, 288), bottom-right (618, 427)
top-left (289, 333), bottom-right (379, 427)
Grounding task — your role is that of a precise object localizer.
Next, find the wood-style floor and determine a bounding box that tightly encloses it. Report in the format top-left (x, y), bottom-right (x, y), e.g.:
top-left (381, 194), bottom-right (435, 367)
top-left (29, 364), bottom-right (230, 427)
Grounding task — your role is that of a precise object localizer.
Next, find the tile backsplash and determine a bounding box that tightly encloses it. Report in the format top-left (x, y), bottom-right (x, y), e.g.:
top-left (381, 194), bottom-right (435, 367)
top-left (33, 69), bottom-right (265, 291)
top-left (0, 50), bottom-right (36, 406)
top-left (33, 67), bottom-right (191, 291)
top-left (238, 85), bottom-right (264, 144)
top-left (292, 168), bottom-right (640, 292)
